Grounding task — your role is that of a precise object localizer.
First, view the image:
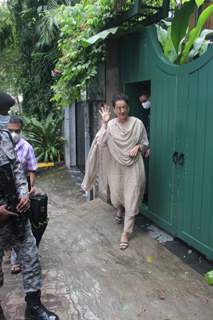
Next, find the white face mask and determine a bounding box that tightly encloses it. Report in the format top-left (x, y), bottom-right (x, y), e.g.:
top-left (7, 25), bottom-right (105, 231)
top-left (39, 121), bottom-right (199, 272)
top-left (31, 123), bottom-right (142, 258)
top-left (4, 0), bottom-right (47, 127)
top-left (11, 131), bottom-right (21, 144)
top-left (141, 100), bottom-right (151, 110)
top-left (0, 115), bottom-right (10, 129)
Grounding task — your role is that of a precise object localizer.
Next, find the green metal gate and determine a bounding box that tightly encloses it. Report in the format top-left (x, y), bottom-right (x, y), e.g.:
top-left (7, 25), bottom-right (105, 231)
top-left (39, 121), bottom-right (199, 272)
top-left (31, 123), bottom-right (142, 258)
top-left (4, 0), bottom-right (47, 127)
top-left (176, 56), bottom-right (213, 259)
top-left (119, 26), bottom-right (213, 259)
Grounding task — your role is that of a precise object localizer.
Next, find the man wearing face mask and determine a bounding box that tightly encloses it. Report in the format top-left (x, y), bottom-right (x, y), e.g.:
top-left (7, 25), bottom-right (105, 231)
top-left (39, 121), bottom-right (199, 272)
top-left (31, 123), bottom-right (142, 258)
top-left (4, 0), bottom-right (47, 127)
top-left (8, 116), bottom-right (37, 197)
top-left (0, 93), bottom-right (59, 320)
top-left (8, 116), bottom-right (37, 275)
top-left (139, 90), bottom-right (151, 203)
top-left (139, 91), bottom-right (151, 137)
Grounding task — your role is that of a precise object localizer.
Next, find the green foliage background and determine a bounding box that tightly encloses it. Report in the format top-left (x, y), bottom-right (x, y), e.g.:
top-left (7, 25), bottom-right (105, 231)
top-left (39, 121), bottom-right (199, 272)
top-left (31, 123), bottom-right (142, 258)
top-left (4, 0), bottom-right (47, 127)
top-left (0, 5), bottom-right (20, 97)
top-left (0, 0), bottom-right (167, 112)
top-left (2, 0), bottom-right (211, 159)
top-left (51, 0), bottom-right (166, 107)
top-left (0, 1), bottom-right (67, 161)
top-left (6, 0), bottom-right (59, 119)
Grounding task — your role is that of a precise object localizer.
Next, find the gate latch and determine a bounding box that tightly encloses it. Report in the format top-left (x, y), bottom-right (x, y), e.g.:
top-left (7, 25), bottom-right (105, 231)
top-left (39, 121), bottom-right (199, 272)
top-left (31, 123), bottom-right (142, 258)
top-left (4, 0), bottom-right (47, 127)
top-left (172, 152), bottom-right (185, 166)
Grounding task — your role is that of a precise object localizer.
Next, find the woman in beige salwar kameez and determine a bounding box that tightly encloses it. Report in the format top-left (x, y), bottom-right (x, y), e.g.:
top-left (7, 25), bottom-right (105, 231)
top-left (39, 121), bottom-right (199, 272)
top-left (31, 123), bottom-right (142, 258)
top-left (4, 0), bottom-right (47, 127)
top-left (82, 94), bottom-right (149, 250)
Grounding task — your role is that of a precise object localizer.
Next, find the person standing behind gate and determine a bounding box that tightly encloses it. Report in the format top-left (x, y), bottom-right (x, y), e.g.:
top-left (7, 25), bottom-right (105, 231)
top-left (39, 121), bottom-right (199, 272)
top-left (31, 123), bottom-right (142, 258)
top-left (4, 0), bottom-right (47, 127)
top-left (139, 90), bottom-right (151, 137)
top-left (7, 116), bottom-right (37, 274)
top-left (139, 90), bottom-right (152, 202)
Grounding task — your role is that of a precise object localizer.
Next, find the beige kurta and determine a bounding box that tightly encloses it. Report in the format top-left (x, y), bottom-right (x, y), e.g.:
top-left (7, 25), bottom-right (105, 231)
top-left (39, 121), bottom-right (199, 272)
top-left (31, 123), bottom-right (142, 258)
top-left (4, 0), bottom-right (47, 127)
top-left (82, 116), bottom-right (149, 233)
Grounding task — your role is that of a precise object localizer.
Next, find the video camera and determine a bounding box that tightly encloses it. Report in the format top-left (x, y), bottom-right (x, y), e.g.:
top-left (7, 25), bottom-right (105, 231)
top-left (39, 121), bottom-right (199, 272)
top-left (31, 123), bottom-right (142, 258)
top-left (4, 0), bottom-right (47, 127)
top-left (0, 163), bottom-right (28, 240)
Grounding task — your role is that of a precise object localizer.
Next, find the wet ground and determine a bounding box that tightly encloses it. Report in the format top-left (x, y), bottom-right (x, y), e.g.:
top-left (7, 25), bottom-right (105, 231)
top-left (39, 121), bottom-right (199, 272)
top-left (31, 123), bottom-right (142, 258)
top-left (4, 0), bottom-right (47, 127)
top-left (1, 168), bottom-right (213, 320)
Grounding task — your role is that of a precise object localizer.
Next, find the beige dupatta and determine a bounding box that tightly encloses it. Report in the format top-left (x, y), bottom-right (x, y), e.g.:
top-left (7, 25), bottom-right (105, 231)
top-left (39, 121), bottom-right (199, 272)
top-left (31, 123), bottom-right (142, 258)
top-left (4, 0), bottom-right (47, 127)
top-left (82, 117), bottom-right (148, 191)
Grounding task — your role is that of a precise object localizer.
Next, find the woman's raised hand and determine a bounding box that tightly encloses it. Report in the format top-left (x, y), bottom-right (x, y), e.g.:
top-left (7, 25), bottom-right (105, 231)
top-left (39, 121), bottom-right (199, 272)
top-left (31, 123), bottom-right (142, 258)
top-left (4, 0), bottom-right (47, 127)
top-left (99, 104), bottom-right (111, 124)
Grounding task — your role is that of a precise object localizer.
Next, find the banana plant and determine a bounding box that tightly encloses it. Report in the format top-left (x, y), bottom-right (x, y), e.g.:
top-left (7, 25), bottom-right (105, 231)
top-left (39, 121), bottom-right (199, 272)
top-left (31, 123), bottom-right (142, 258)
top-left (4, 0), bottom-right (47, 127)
top-left (180, 2), bottom-right (213, 63)
top-left (156, 0), bottom-right (213, 64)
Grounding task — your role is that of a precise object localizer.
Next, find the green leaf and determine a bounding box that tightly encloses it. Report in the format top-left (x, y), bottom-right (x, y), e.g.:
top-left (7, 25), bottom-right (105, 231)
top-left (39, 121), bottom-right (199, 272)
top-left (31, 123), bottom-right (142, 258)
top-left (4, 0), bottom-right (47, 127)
top-left (86, 27), bottom-right (119, 45)
top-left (180, 3), bottom-right (213, 64)
top-left (156, 24), bottom-right (168, 48)
top-left (171, 0), bottom-right (196, 53)
top-left (195, 0), bottom-right (205, 7)
top-left (192, 28), bottom-right (213, 52)
top-left (156, 24), bottom-right (178, 63)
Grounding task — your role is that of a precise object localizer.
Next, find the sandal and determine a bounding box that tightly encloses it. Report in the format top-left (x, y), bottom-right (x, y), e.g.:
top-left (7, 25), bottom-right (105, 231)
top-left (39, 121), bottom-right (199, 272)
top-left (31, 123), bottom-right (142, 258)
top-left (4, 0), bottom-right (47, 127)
top-left (120, 242), bottom-right (129, 250)
top-left (11, 264), bottom-right (21, 274)
top-left (115, 216), bottom-right (123, 224)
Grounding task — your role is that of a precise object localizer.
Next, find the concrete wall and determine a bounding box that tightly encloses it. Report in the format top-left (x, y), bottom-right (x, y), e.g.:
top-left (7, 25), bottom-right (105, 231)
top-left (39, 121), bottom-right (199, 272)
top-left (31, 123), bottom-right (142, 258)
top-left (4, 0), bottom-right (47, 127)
top-left (106, 39), bottom-right (121, 104)
top-left (64, 41), bottom-right (121, 201)
top-left (64, 103), bottom-right (77, 168)
top-left (85, 40), bottom-right (122, 202)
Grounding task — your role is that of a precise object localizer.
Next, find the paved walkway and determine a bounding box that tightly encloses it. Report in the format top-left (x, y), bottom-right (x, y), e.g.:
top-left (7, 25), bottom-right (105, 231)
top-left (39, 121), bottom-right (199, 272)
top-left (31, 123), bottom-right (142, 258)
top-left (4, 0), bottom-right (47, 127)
top-left (1, 169), bottom-right (213, 320)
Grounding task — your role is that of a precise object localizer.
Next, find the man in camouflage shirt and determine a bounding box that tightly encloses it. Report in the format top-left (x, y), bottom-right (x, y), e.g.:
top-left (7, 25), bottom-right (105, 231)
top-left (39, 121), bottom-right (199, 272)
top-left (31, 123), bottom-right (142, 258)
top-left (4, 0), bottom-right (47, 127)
top-left (0, 92), bottom-right (59, 320)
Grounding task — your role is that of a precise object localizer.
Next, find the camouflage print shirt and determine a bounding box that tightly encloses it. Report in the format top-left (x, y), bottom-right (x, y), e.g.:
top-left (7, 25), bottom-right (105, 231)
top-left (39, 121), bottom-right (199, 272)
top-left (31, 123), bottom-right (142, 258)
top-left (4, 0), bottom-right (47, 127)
top-left (0, 129), bottom-right (28, 203)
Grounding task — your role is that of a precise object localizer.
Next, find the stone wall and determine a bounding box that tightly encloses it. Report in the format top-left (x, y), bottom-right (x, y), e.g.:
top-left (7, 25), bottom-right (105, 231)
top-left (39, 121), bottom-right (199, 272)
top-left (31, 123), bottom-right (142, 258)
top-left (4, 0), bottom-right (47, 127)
top-left (87, 39), bottom-right (122, 202)
top-left (65, 39), bottom-right (122, 202)
top-left (106, 39), bottom-right (121, 105)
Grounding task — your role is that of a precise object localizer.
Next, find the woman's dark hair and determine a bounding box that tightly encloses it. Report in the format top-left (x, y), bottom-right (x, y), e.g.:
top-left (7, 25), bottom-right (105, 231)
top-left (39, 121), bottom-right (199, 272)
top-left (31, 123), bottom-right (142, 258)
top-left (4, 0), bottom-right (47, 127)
top-left (111, 94), bottom-right (129, 108)
top-left (9, 115), bottom-right (24, 129)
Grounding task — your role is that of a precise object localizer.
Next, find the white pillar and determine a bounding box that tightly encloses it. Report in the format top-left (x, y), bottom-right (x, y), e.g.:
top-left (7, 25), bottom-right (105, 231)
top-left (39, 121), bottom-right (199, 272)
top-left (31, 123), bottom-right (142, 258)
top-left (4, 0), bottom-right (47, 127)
top-left (84, 102), bottom-right (94, 200)
top-left (64, 107), bottom-right (71, 168)
top-left (64, 103), bottom-right (77, 168)
top-left (70, 103), bottom-right (77, 167)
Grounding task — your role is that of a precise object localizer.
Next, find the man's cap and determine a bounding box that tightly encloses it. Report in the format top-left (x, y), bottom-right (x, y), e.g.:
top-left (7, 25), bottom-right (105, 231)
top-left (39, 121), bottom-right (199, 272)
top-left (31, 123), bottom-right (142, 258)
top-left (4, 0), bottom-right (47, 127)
top-left (0, 91), bottom-right (15, 111)
top-left (140, 89), bottom-right (150, 97)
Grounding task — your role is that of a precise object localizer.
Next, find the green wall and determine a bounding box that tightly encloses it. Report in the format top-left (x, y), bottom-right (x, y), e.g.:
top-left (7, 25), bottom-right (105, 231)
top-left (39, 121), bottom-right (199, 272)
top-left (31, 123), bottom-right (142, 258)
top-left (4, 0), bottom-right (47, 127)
top-left (119, 26), bottom-right (213, 260)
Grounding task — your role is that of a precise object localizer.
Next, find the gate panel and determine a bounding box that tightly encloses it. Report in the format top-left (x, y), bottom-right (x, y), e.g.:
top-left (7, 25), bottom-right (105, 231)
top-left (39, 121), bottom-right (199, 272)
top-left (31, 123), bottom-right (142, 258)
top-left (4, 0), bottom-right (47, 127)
top-left (146, 70), bottom-right (177, 234)
top-left (178, 62), bottom-right (213, 259)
